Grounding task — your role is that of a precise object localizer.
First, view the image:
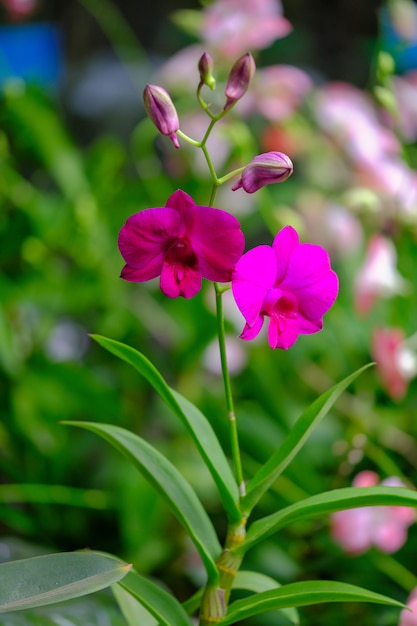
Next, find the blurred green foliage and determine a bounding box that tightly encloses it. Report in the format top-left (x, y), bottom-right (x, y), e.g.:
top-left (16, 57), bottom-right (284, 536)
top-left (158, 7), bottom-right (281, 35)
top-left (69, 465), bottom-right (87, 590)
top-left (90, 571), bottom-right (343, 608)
top-left (1, 2), bottom-right (417, 625)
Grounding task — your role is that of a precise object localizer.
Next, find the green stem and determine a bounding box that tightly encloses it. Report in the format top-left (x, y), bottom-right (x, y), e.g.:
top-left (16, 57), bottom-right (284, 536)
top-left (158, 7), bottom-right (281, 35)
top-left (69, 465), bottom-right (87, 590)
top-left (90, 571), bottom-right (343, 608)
top-left (372, 551), bottom-right (417, 592)
top-left (214, 283), bottom-right (245, 495)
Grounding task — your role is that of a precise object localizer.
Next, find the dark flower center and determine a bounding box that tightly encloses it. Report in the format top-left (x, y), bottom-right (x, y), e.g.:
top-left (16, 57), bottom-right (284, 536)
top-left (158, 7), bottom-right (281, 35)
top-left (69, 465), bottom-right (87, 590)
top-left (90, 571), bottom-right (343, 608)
top-left (165, 238), bottom-right (199, 270)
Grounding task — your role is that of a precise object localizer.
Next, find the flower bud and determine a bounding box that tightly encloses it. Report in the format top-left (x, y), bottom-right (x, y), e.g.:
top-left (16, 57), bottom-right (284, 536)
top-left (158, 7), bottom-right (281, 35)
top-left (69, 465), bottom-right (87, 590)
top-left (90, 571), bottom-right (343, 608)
top-left (224, 53), bottom-right (256, 110)
top-left (232, 151), bottom-right (293, 193)
top-left (198, 52), bottom-right (216, 90)
top-left (143, 84), bottom-right (180, 149)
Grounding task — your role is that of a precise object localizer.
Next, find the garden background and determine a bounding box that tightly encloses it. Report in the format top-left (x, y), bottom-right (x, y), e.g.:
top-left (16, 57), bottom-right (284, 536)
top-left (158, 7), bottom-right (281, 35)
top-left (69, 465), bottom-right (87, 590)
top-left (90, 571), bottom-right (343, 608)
top-left (1, 0), bottom-right (417, 624)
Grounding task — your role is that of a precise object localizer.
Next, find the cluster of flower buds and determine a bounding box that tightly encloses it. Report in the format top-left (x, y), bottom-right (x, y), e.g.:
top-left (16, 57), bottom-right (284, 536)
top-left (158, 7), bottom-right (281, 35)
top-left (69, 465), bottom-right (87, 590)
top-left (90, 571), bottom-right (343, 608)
top-left (143, 52), bottom-right (293, 193)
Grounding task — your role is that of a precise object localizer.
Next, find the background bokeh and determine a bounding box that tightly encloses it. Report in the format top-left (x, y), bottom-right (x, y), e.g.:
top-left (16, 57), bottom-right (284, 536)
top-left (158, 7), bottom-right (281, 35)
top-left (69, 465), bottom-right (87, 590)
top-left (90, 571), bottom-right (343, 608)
top-left (1, 1), bottom-right (417, 625)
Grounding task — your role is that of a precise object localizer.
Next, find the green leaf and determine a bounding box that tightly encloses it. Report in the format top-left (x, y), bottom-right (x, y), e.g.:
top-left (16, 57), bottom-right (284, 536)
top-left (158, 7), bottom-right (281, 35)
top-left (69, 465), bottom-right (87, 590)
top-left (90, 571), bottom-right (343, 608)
top-left (112, 580), bottom-right (159, 626)
top-left (170, 9), bottom-right (203, 38)
top-left (234, 571), bottom-right (299, 624)
top-left (221, 580), bottom-right (405, 625)
top-left (117, 569), bottom-right (193, 626)
top-left (238, 486), bottom-right (417, 555)
top-left (91, 335), bottom-right (241, 523)
top-left (241, 364), bottom-right (373, 515)
top-left (64, 421), bottom-right (221, 583)
top-left (0, 552), bottom-right (131, 613)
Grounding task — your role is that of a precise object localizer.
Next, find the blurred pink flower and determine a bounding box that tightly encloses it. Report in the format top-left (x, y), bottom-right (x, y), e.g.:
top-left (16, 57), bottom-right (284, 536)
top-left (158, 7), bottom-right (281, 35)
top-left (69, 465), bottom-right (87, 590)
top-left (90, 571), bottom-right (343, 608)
top-left (118, 190), bottom-right (245, 298)
top-left (315, 82), bottom-right (417, 220)
top-left (242, 65), bottom-right (313, 122)
top-left (356, 157), bottom-right (417, 221)
top-left (232, 225), bottom-right (338, 349)
top-left (315, 82), bottom-right (400, 166)
top-left (372, 327), bottom-right (417, 400)
top-left (201, 0), bottom-right (292, 59)
top-left (299, 199), bottom-right (364, 258)
top-left (399, 587), bottom-right (417, 626)
top-left (392, 71), bottom-right (417, 142)
top-left (0, 0), bottom-right (37, 21)
top-left (331, 471), bottom-right (415, 555)
top-left (155, 45), bottom-right (207, 92)
top-left (354, 234), bottom-right (408, 315)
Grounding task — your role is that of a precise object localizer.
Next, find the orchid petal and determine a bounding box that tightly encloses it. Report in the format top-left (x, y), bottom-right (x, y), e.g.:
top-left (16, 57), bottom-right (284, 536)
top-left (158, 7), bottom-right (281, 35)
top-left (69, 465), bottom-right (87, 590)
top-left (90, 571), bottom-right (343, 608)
top-left (267, 314), bottom-right (299, 350)
top-left (272, 225), bottom-right (299, 283)
top-left (232, 246), bottom-right (276, 326)
top-left (188, 206), bottom-right (245, 281)
top-left (160, 260), bottom-right (202, 299)
top-left (297, 315), bottom-right (323, 335)
top-left (120, 263), bottom-right (161, 282)
top-left (240, 315), bottom-right (264, 341)
top-left (282, 243), bottom-right (339, 319)
top-left (165, 189), bottom-right (196, 219)
top-left (118, 208), bottom-right (181, 272)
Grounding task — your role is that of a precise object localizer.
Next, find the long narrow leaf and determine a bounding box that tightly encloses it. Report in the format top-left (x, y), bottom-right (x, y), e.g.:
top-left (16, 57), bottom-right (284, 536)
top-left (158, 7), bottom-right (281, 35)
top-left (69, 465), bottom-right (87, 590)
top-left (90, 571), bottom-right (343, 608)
top-left (242, 364), bottom-right (373, 515)
top-left (238, 486), bottom-right (417, 555)
top-left (0, 552), bottom-right (131, 613)
top-left (117, 569), bottom-right (193, 626)
top-left (221, 580), bottom-right (405, 625)
top-left (112, 582), bottom-right (159, 626)
top-left (234, 571), bottom-right (299, 624)
top-left (64, 421), bottom-right (221, 583)
top-left (91, 335), bottom-right (241, 523)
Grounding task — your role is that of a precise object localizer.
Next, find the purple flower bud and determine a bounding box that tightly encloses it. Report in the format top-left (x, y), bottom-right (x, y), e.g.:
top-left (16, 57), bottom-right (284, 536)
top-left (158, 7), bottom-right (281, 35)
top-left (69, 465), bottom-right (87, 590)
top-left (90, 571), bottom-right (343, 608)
top-left (224, 53), bottom-right (256, 110)
top-left (143, 84), bottom-right (180, 149)
top-left (198, 52), bottom-right (216, 90)
top-left (232, 151), bottom-right (293, 193)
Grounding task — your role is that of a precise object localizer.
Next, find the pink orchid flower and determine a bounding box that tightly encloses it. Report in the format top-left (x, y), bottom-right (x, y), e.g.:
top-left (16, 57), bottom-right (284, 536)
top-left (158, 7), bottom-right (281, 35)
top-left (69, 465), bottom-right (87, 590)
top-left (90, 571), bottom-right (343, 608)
top-left (372, 327), bottom-right (417, 400)
top-left (354, 234), bottom-right (408, 316)
top-left (241, 65), bottom-right (313, 122)
top-left (118, 190), bottom-right (245, 298)
top-left (0, 0), bottom-right (37, 21)
top-left (393, 71), bottom-right (417, 142)
top-left (232, 225), bottom-right (338, 349)
top-left (399, 587), bottom-right (417, 626)
top-left (201, 0), bottom-right (292, 59)
top-left (331, 471), bottom-right (415, 555)
top-left (314, 82), bottom-right (399, 166)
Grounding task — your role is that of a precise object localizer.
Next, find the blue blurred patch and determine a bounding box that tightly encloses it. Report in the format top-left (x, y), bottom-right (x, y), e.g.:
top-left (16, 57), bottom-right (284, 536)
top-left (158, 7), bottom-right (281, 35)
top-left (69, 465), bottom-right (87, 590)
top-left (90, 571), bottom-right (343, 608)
top-left (380, 5), bottom-right (417, 73)
top-left (0, 22), bottom-right (62, 89)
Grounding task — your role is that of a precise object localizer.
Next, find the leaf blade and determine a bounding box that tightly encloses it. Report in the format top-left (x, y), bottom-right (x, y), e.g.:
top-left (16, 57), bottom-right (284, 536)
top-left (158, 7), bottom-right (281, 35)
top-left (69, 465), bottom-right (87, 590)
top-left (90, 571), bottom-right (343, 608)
top-left (234, 571), bottom-right (299, 624)
top-left (64, 421), bottom-right (221, 582)
top-left (0, 552), bottom-right (131, 613)
top-left (91, 335), bottom-right (241, 523)
top-left (242, 364), bottom-right (373, 514)
top-left (221, 580), bottom-right (405, 625)
top-left (117, 569), bottom-right (194, 626)
top-left (239, 486), bottom-right (417, 555)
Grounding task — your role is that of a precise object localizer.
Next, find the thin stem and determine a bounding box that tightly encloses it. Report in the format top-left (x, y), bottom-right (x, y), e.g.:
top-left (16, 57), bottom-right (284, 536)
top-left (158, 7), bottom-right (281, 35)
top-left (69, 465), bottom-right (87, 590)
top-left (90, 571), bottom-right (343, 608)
top-left (176, 129), bottom-right (201, 147)
top-left (214, 283), bottom-right (245, 495)
top-left (372, 551), bottom-right (417, 592)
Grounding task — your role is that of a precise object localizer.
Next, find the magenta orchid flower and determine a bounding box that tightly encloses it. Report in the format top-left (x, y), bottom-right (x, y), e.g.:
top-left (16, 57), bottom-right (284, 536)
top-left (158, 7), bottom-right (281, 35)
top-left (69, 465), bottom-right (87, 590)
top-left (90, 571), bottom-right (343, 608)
top-left (232, 225), bottom-right (338, 349)
top-left (118, 189), bottom-right (245, 299)
top-left (201, 0), bottom-right (292, 59)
